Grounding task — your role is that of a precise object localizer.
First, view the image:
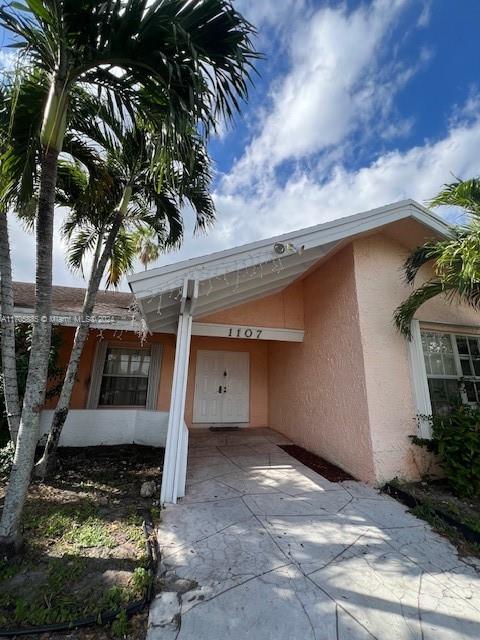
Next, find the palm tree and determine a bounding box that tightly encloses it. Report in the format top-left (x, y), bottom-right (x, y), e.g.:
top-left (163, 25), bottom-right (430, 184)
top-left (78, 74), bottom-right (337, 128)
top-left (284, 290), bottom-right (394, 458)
top-left (0, 71), bottom-right (120, 447)
top-left (0, 81), bottom-right (23, 446)
top-left (0, 0), bottom-right (257, 551)
top-left (394, 179), bottom-right (480, 337)
top-left (133, 227), bottom-right (161, 271)
top-left (34, 121), bottom-right (214, 477)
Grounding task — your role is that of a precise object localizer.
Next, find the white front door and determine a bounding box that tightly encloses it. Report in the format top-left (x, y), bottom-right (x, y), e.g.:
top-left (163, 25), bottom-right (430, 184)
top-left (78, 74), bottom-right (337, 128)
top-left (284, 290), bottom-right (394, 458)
top-left (193, 350), bottom-right (250, 423)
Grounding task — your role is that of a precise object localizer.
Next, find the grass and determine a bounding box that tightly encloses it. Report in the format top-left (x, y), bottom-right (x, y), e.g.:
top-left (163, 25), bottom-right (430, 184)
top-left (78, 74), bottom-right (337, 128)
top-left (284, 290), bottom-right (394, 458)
top-left (0, 445), bottom-right (163, 635)
top-left (389, 477), bottom-right (480, 559)
top-left (410, 502), bottom-right (480, 558)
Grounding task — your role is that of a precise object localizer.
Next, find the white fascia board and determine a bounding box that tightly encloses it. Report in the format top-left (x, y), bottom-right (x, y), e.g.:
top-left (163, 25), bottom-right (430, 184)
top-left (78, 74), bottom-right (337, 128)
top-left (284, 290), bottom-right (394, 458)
top-left (128, 199), bottom-right (450, 299)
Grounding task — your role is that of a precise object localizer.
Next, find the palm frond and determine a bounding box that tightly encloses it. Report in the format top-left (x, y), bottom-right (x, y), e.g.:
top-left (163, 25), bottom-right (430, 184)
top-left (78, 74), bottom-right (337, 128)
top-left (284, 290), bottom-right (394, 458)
top-left (394, 280), bottom-right (456, 338)
top-left (404, 242), bottom-right (445, 284)
top-left (0, 67), bottom-right (48, 209)
top-left (1, 0), bottom-right (259, 138)
top-left (132, 226), bottom-right (160, 269)
top-left (429, 178), bottom-right (480, 217)
top-left (65, 227), bottom-right (100, 275)
top-left (105, 229), bottom-right (137, 288)
top-left (56, 160), bottom-right (89, 207)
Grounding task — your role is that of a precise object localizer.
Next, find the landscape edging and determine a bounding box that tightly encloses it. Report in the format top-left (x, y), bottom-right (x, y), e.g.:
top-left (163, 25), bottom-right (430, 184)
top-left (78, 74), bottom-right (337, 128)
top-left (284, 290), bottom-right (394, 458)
top-left (0, 508), bottom-right (159, 637)
top-left (383, 482), bottom-right (480, 546)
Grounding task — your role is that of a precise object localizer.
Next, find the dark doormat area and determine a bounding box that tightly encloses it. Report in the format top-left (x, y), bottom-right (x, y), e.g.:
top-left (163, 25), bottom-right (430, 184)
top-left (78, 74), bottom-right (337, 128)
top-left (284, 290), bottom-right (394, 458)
top-left (209, 426), bottom-right (240, 432)
top-left (279, 444), bottom-right (355, 482)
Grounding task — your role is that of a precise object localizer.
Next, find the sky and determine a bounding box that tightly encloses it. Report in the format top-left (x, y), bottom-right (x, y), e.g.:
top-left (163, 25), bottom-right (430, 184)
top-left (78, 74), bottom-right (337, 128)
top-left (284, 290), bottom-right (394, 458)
top-left (3, 0), bottom-right (480, 289)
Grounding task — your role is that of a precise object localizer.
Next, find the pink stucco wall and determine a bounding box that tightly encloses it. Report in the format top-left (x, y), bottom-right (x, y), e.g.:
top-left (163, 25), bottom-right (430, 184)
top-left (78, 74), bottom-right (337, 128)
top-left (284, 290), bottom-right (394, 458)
top-left (199, 279), bottom-right (304, 329)
top-left (353, 231), bottom-right (480, 483)
top-left (353, 235), bottom-right (421, 482)
top-left (268, 226), bottom-right (480, 485)
top-left (268, 245), bottom-right (376, 483)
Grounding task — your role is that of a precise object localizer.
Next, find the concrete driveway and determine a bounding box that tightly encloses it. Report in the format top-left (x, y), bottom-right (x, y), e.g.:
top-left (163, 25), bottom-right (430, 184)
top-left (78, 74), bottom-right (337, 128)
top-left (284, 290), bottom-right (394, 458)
top-left (147, 428), bottom-right (480, 640)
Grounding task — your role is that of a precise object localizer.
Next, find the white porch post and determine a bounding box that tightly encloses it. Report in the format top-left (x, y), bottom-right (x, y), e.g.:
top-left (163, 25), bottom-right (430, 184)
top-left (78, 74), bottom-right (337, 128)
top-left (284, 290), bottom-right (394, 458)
top-left (407, 319), bottom-right (432, 438)
top-left (161, 279), bottom-right (198, 504)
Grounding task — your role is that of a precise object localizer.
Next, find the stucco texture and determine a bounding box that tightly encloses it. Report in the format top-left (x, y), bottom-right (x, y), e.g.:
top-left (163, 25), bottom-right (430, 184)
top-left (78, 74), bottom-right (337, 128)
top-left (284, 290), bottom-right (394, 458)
top-left (198, 279), bottom-right (304, 329)
top-left (353, 235), bottom-right (421, 483)
top-left (268, 245), bottom-right (376, 483)
top-left (353, 231), bottom-right (480, 483)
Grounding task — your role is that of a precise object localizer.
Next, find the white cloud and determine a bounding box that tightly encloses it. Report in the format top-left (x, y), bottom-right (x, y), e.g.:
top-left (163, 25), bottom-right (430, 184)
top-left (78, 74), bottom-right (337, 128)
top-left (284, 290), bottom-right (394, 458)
top-left (160, 108), bottom-right (480, 267)
top-left (14, 108), bottom-right (478, 289)
top-left (0, 49), bottom-right (19, 72)
top-left (235, 0), bottom-right (307, 31)
top-left (225, 0), bottom-right (415, 191)
top-left (8, 209), bottom-right (87, 288)
top-left (417, 0), bottom-right (432, 27)
top-left (6, 1), bottom-right (477, 290)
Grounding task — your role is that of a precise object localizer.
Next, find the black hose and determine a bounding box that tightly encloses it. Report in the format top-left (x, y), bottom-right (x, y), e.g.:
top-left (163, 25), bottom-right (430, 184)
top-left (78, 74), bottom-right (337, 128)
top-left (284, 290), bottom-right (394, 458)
top-left (0, 598), bottom-right (148, 637)
top-left (0, 509), bottom-right (159, 637)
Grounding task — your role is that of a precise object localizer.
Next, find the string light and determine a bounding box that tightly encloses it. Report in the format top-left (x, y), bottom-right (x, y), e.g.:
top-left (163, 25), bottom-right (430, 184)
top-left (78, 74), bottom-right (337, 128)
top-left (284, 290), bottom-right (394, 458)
top-left (129, 247), bottom-right (300, 318)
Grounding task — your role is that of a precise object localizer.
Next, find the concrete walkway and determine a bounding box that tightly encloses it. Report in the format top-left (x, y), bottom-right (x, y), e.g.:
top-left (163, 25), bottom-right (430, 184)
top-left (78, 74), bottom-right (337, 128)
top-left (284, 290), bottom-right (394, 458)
top-left (147, 428), bottom-right (480, 640)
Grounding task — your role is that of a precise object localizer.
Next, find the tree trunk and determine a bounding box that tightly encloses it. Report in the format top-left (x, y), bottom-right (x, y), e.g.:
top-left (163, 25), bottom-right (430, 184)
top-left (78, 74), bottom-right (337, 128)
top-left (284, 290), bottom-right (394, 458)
top-left (0, 210), bottom-right (21, 445)
top-left (35, 213), bottom-right (123, 477)
top-left (0, 147), bottom-right (59, 552)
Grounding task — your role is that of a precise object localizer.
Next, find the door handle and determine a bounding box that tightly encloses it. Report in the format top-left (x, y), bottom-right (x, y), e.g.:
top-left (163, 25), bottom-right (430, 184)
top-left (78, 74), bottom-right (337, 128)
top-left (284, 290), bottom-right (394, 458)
top-left (218, 385), bottom-right (222, 394)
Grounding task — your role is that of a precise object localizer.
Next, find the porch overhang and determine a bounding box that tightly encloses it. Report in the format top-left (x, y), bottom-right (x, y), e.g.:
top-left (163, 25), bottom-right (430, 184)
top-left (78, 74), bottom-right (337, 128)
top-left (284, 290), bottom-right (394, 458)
top-left (128, 199), bottom-right (450, 333)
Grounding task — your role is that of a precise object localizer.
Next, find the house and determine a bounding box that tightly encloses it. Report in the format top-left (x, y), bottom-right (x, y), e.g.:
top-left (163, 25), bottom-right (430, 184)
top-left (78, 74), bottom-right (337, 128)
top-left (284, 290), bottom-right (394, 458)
top-left (12, 200), bottom-right (480, 503)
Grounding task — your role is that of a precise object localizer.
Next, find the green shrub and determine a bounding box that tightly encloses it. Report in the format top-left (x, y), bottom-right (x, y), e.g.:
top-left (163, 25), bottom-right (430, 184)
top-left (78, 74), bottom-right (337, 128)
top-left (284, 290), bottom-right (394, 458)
top-left (0, 441), bottom-right (14, 481)
top-left (413, 405), bottom-right (480, 497)
top-left (111, 609), bottom-right (129, 638)
top-left (0, 325), bottom-right (64, 447)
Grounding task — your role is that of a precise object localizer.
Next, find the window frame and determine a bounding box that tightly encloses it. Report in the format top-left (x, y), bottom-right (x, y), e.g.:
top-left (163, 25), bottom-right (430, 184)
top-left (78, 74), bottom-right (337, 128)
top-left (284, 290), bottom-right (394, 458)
top-left (98, 346), bottom-right (152, 408)
top-left (420, 330), bottom-right (480, 411)
top-left (86, 340), bottom-right (163, 410)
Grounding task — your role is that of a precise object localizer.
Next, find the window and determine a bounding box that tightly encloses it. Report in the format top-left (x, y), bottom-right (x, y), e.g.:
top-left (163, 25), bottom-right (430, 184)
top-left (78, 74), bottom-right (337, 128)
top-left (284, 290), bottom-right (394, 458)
top-left (98, 347), bottom-right (151, 406)
top-left (421, 331), bottom-right (480, 414)
top-left (86, 342), bottom-right (162, 410)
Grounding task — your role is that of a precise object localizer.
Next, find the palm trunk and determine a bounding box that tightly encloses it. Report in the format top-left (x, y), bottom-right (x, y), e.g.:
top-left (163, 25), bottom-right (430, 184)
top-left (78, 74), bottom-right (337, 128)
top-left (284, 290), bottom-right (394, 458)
top-left (0, 210), bottom-right (21, 445)
top-left (0, 146), bottom-right (59, 551)
top-left (35, 212), bottom-right (124, 477)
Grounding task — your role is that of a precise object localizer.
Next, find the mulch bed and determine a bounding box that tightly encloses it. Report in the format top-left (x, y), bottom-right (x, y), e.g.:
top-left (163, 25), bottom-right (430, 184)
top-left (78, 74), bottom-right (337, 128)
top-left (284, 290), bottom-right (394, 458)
top-left (279, 444), bottom-right (354, 482)
top-left (0, 445), bottom-right (164, 639)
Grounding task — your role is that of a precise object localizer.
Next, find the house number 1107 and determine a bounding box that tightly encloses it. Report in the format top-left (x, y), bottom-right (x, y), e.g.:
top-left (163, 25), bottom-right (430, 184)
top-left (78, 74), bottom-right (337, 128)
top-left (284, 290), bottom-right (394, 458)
top-left (228, 327), bottom-right (263, 339)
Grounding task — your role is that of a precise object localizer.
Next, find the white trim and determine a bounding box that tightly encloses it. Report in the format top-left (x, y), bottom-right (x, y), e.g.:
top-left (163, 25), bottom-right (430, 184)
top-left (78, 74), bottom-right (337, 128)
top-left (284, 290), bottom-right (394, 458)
top-left (129, 199), bottom-right (449, 293)
top-left (420, 327), bottom-right (480, 406)
top-left (192, 350), bottom-right (250, 423)
top-left (161, 279), bottom-right (198, 504)
top-left (407, 320), bottom-right (432, 438)
top-left (129, 200), bottom-right (450, 333)
top-left (88, 341), bottom-right (161, 410)
top-left (420, 320), bottom-right (480, 334)
top-left (191, 322), bottom-right (304, 342)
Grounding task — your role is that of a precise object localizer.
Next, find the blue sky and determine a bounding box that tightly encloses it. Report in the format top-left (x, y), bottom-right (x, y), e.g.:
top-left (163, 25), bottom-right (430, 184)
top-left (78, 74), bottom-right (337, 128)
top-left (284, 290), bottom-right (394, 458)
top-left (3, 0), bottom-right (480, 287)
